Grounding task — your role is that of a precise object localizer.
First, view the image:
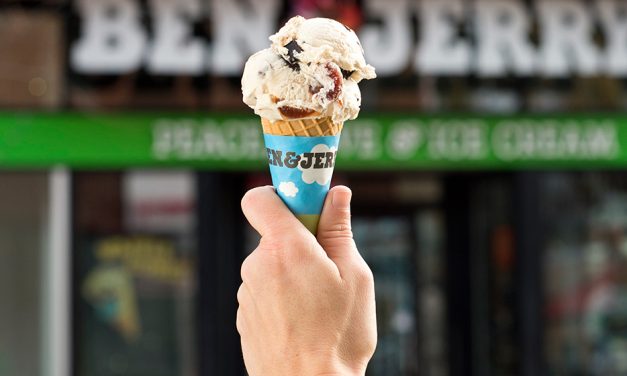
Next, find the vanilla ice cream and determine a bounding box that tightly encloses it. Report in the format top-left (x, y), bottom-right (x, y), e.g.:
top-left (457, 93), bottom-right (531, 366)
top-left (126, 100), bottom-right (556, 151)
top-left (241, 16), bottom-right (376, 124)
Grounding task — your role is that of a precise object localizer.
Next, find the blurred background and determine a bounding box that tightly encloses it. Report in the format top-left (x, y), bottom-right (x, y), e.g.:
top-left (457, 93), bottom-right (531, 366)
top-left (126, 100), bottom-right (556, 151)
top-left (2, 0), bottom-right (627, 375)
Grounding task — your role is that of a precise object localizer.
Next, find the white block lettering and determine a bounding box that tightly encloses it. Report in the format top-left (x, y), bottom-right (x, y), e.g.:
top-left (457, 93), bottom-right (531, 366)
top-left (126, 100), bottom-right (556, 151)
top-left (72, 0), bottom-right (146, 73)
top-left (147, 0), bottom-right (204, 74)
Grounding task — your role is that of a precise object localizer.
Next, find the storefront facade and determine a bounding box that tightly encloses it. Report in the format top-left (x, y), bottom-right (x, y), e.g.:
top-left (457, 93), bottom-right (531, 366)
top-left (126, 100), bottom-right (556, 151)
top-left (3, 114), bottom-right (627, 375)
top-left (2, 1), bottom-right (627, 375)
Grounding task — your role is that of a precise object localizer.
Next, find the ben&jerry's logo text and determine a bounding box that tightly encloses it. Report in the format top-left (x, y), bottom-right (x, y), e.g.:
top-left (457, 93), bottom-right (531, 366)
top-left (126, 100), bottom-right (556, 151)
top-left (266, 148), bottom-right (336, 169)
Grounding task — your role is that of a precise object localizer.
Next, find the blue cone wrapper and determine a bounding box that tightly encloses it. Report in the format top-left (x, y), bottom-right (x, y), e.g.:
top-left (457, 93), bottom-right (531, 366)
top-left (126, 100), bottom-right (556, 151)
top-left (263, 133), bottom-right (342, 234)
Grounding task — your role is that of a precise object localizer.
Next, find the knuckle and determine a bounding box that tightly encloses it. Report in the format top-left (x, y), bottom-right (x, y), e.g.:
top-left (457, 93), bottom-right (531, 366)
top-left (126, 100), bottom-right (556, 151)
top-left (241, 186), bottom-right (274, 217)
top-left (240, 255), bottom-right (255, 282)
top-left (264, 232), bottom-right (305, 249)
top-left (236, 309), bottom-right (245, 334)
top-left (256, 241), bottom-right (288, 275)
top-left (261, 235), bottom-right (305, 260)
top-left (255, 233), bottom-right (317, 277)
top-left (241, 187), bottom-right (262, 210)
top-left (319, 221), bottom-right (353, 242)
top-left (261, 240), bottom-right (285, 261)
top-left (354, 262), bottom-right (375, 285)
top-left (236, 284), bottom-right (246, 305)
top-left (258, 236), bottom-right (283, 253)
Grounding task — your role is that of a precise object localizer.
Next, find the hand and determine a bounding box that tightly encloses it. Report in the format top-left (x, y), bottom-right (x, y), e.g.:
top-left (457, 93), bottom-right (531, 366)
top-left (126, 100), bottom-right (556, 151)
top-left (238, 185), bottom-right (377, 376)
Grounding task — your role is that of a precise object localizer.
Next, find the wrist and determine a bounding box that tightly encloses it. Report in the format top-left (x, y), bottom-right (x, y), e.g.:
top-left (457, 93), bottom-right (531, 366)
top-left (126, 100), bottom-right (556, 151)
top-left (281, 350), bottom-right (366, 376)
top-left (314, 364), bottom-right (366, 376)
top-left (297, 353), bottom-right (367, 376)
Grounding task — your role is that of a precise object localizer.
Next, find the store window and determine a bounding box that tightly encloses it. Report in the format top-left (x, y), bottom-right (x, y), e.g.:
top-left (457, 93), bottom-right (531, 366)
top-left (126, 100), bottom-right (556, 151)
top-left (73, 171), bottom-right (197, 376)
top-left (354, 216), bottom-right (420, 375)
top-left (347, 173), bottom-right (448, 376)
top-left (468, 178), bottom-right (517, 375)
top-left (354, 210), bottom-right (448, 376)
top-left (541, 173), bottom-right (627, 375)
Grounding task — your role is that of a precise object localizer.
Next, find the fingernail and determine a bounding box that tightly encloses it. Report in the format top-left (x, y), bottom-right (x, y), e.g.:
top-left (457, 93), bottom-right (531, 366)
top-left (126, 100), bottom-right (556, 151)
top-left (332, 190), bottom-right (351, 210)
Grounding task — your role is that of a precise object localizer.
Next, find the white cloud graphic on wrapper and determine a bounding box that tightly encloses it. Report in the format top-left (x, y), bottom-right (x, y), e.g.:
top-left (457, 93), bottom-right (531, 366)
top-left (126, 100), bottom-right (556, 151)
top-left (299, 144), bottom-right (337, 186)
top-left (278, 181), bottom-right (299, 198)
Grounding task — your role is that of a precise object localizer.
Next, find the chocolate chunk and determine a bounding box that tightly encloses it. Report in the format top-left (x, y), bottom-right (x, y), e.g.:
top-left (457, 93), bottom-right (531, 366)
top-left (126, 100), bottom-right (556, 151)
top-left (340, 69), bottom-right (355, 79)
top-left (282, 41), bottom-right (303, 71)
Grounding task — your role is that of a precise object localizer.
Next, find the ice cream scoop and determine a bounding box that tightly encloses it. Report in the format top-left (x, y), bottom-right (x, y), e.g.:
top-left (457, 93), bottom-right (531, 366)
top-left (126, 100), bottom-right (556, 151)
top-left (241, 16), bottom-right (376, 125)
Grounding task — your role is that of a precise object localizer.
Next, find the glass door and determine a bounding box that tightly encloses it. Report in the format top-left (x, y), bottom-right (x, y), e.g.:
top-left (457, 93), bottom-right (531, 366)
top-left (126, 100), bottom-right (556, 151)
top-left (353, 210), bottom-right (448, 376)
top-left (354, 215), bottom-right (420, 375)
top-left (539, 173), bottom-right (627, 376)
top-left (349, 173), bottom-right (448, 376)
top-left (72, 171), bottom-right (198, 376)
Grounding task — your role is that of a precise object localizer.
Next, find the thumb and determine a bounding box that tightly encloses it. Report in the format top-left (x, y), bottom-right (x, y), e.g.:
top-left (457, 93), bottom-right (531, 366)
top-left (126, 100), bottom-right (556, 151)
top-left (317, 186), bottom-right (359, 265)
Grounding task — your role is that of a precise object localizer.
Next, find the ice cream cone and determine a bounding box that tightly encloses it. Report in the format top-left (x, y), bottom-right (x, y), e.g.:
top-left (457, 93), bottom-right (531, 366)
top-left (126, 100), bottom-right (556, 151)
top-left (261, 117), bottom-right (343, 137)
top-left (261, 117), bottom-right (343, 235)
top-left (242, 16), bottom-right (375, 236)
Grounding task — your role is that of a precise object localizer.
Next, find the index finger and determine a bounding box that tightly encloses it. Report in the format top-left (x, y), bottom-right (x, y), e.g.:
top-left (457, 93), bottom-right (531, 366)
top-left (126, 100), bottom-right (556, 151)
top-left (241, 186), bottom-right (308, 238)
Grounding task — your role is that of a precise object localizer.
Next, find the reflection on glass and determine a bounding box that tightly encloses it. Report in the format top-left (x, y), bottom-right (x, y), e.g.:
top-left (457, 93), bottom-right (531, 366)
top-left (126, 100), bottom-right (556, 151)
top-left (415, 211), bottom-right (448, 376)
top-left (354, 217), bottom-right (419, 376)
top-left (354, 210), bottom-right (448, 376)
top-left (74, 171), bottom-right (197, 376)
top-left (542, 174), bottom-right (627, 376)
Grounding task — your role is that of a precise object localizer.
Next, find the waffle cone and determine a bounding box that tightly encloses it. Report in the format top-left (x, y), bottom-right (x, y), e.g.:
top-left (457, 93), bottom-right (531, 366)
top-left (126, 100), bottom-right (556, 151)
top-left (261, 117), bottom-right (343, 137)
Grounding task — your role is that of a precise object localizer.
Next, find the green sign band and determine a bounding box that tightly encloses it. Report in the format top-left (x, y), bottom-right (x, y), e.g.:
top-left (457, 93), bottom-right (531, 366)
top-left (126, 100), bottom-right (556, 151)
top-left (0, 112), bottom-right (626, 169)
